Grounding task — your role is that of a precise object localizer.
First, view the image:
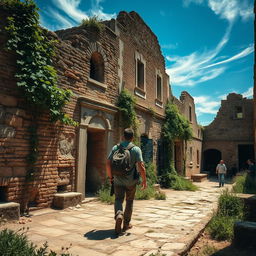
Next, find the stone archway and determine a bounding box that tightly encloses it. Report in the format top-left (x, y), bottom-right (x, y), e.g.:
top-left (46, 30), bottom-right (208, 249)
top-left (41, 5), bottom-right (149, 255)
top-left (77, 100), bottom-right (117, 198)
top-left (203, 149), bottom-right (222, 176)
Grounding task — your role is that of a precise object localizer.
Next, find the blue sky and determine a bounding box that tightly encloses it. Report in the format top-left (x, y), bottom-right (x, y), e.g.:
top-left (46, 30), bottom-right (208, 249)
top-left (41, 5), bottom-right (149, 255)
top-left (35, 0), bottom-right (254, 125)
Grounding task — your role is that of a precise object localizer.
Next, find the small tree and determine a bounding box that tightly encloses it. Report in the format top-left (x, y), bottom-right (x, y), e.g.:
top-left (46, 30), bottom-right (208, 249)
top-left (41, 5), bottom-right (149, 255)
top-left (162, 102), bottom-right (192, 175)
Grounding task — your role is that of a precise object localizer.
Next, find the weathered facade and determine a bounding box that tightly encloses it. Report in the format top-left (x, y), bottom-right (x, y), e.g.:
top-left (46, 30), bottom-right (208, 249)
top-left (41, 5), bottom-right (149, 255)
top-left (203, 93), bottom-right (254, 175)
top-left (0, 7), bottom-right (203, 210)
top-left (114, 11), bottom-right (170, 170)
top-left (0, 6), bottom-right (120, 209)
top-left (173, 92), bottom-right (203, 177)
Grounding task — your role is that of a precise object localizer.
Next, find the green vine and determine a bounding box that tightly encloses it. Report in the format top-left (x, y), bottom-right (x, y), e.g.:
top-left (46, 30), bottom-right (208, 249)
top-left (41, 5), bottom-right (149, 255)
top-left (162, 102), bottom-right (193, 175)
top-left (117, 89), bottom-right (140, 144)
top-left (1, 0), bottom-right (76, 179)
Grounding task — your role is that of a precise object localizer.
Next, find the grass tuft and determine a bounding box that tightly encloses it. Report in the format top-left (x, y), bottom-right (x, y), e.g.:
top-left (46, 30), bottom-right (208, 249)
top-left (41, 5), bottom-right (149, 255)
top-left (232, 173), bottom-right (256, 194)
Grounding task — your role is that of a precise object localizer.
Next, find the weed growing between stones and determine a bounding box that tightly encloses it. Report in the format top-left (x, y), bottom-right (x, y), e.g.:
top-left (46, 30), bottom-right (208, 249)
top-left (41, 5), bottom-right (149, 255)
top-left (0, 228), bottom-right (73, 256)
top-left (207, 190), bottom-right (244, 241)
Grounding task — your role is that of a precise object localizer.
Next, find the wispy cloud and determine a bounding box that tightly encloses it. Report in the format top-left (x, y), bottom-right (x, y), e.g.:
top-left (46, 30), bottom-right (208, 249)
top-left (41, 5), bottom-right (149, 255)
top-left (183, 0), bottom-right (253, 22)
top-left (194, 96), bottom-right (220, 116)
top-left (90, 0), bottom-right (116, 20)
top-left (242, 86), bottom-right (253, 98)
top-left (41, 0), bottom-right (116, 30)
top-left (52, 0), bottom-right (89, 23)
top-left (166, 21), bottom-right (253, 87)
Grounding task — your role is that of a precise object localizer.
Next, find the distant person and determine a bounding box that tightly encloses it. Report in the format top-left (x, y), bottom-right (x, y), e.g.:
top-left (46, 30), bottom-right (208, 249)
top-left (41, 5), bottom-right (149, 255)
top-left (247, 159), bottom-right (256, 179)
top-left (216, 160), bottom-right (227, 187)
top-left (106, 128), bottom-right (147, 235)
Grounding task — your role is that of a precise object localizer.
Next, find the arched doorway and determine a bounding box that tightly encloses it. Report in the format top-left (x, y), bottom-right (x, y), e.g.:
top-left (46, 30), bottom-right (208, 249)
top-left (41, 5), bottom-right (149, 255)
top-left (203, 149), bottom-right (221, 176)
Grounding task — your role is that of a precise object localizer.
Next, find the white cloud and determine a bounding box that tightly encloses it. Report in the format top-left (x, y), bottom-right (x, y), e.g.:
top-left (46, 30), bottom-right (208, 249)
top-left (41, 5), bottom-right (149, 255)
top-left (183, 0), bottom-right (253, 22)
top-left (166, 23), bottom-right (253, 87)
top-left (41, 0), bottom-right (116, 30)
top-left (90, 0), bottom-right (116, 20)
top-left (194, 96), bottom-right (220, 115)
top-left (201, 44), bottom-right (254, 69)
top-left (52, 0), bottom-right (89, 22)
top-left (242, 87), bottom-right (253, 98)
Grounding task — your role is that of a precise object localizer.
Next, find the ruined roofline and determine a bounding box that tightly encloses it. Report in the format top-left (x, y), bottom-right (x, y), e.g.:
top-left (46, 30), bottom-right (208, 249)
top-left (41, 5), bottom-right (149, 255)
top-left (180, 91), bottom-right (194, 102)
top-left (116, 10), bottom-right (166, 67)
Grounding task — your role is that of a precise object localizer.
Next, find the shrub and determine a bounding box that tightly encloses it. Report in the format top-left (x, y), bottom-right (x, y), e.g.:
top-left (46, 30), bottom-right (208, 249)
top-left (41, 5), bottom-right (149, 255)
top-left (0, 228), bottom-right (72, 256)
top-left (97, 181), bottom-right (114, 204)
top-left (232, 173), bottom-right (256, 194)
top-left (135, 185), bottom-right (156, 200)
top-left (207, 215), bottom-right (235, 241)
top-left (218, 190), bottom-right (244, 218)
top-left (159, 172), bottom-right (198, 191)
top-left (80, 16), bottom-right (104, 32)
top-left (207, 191), bottom-right (244, 241)
top-left (145, 162), bottom-right (157, 185)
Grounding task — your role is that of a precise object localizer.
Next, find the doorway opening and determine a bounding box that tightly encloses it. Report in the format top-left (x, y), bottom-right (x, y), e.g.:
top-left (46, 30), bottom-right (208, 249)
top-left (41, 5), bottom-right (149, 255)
top-left (238, 144), bottom-right (254, 171)
top-left (203, 149), bottom-right (221, 176)
top-left (86, 128), bottom-right (106, 195)
top-left (174, 141), bottom-right (182, 175)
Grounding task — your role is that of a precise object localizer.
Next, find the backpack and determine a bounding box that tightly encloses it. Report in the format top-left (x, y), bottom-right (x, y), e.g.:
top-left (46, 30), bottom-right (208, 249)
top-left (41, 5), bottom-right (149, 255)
top-left (111, 143), bottom-right (135, 176)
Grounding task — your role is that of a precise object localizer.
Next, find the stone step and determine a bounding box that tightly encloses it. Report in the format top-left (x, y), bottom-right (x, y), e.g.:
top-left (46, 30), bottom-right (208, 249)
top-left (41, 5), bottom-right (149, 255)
top-left (52, 192), bottom-right (82, 209)
top-left (191, 174), bottom-right (208, 182)
top-left (233, 221), bottom-right (256, 249)
top-left (0, 202), bottom-right (20, 220)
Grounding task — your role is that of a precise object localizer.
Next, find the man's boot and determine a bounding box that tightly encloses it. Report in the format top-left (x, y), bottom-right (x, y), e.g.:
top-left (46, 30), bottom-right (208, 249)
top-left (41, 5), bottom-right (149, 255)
top-left (115, 210), bottom-right (123, 235)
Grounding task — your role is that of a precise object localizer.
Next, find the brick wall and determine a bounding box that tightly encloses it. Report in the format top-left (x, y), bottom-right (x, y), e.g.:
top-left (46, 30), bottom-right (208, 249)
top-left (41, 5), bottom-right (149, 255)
top-left (173, 92), bottom-right (203, 177)
top-left (0, 7), bottom-right (119, 209)
top-left (203, 93), bottom-right (254, 172)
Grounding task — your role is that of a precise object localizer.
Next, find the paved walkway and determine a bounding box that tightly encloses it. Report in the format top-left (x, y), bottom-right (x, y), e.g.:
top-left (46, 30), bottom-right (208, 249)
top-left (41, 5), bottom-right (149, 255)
top-left (3, 180), bottom-right (231, 256)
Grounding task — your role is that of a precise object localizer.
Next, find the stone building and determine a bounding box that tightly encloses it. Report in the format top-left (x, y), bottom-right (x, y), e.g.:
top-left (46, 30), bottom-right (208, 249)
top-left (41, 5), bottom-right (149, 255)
top-left (203, 93), bottom-right (254, 175)
top-left (0, 6), bottom-right (202, 210)
top-left (113, 11), bottom-right (170, 170)
top-left (173, 92), bottom-right (203, 177)
top-left (0, 6), bottom-right (120, 208)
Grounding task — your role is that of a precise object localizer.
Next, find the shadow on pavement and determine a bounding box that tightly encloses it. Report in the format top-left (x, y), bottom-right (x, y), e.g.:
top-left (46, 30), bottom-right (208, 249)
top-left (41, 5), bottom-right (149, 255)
top-left (211, 245), bottom-right (256, 256)
top-left (84, 229), bottom-right (118, 240)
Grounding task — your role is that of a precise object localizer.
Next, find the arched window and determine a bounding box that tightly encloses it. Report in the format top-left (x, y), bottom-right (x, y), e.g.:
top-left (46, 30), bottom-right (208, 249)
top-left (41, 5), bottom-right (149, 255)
top-left (90, 52), bottom-right (104, 83)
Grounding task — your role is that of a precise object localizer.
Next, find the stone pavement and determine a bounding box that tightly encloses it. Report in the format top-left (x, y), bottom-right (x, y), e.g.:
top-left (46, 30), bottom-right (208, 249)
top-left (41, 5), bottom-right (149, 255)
top-left (2, 180), bottom-right (231, 256)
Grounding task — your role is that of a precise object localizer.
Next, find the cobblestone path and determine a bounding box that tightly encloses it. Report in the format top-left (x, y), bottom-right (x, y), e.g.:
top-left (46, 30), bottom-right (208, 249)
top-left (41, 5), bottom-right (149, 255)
top-left (3, 180), bottom-right (231, 256)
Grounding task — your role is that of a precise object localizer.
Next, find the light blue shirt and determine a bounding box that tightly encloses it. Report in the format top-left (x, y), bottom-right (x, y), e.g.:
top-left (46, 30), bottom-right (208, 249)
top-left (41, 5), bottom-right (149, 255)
top-left (108, 141), bottom-right (143, 186)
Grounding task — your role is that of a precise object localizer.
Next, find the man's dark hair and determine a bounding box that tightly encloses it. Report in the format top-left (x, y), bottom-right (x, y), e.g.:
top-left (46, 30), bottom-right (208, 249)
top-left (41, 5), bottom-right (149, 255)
top-left (124, 128), bottom-right (134, 140)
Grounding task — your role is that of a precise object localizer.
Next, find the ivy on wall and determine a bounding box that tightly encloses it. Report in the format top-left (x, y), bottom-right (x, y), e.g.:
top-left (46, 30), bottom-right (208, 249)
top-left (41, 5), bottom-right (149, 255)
top-left (162, 102), bottom-right (193, 175)
top-left (117, 89), bottom-right (140, 144)
top-left (1, 0), bottom-right (76, 179)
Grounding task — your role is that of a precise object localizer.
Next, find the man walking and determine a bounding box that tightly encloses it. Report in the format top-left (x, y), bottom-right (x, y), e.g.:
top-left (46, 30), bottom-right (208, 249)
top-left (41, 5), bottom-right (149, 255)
top-left (216, 160), bottom-right (227, 187)
top-left (106, 128), bottom-right (147, 235)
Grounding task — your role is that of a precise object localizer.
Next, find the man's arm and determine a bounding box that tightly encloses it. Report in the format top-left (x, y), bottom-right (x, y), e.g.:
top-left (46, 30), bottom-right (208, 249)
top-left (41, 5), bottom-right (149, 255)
top-left (216, 164), bottom-right (219, 174)
top-left (106, 159), bottom-right (113, 181)
top-left (137, 161), bottom-right (147, 190)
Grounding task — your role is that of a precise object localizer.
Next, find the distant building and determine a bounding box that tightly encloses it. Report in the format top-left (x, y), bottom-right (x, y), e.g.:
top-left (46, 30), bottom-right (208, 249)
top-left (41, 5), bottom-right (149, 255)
top-left (203, 93), bottom-right (254, 175)
top-left (173, 92), bottom-right (203, 177)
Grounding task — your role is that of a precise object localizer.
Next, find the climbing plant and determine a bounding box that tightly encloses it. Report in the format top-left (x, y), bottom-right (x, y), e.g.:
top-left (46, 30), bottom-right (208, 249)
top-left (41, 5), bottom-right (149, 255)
top-left (2, 0), bottom-right (76, 179)
top-left (162, 102), bottom-right (193, 175)
top-left (117, 89), bottom-right (139, 144)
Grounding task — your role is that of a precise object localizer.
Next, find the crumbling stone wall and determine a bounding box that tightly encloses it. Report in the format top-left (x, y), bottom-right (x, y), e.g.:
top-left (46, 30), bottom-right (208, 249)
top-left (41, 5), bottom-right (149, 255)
top-left (0, 6), bottom-right (119, 209)
top-left (115, 11), bottom-right (170, 170)
top-left (173, 92), bottom-right (203, 177)
top-left (203, 93), bottom-right (254, 172)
